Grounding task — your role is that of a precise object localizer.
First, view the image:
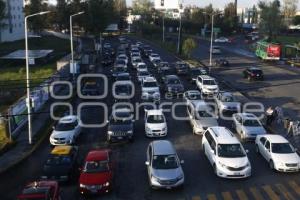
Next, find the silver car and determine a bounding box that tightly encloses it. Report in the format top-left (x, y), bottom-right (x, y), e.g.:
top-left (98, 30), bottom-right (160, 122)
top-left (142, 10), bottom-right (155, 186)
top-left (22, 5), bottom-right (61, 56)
top-left (145, 140), bottom-right (184, 189)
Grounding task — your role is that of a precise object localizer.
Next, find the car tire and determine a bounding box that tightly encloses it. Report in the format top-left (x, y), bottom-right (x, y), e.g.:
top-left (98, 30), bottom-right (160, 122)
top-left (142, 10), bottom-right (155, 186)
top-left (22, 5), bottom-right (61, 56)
top-left (213, 164), bottom-right (218, 176)
top-left (107, 135), bottom-right (111, 143)
top-left (269, 160), bottom-right (275, 170)
top-left (247, 76), bottom-right (252, 81)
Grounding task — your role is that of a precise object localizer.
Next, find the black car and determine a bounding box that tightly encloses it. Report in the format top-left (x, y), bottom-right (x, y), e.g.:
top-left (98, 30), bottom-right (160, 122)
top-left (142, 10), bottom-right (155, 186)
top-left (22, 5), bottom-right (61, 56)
top-left (243, 67), bottom-right (264, 81)
top-left (81, 81), bottom-right (100, 96)
top-left (41, 145), bottom-right (79, 182)
top-left (175, 62), bottom-right (190, 75)
top-left (101, 55), bottom-right (113, 66)
top-left (107, 109), bottom-right (134, 143)
top-left (111, 66), bottom-right (127, 80)
top-left (115, 73), bottom-right (131, 81)
top-left (164, 75), bottom-right (184, 94)
top-left (188, 67), bottom-right (208, 82)
top-left (114, 81), bottom-right (133, 100)
top-left (159, 66), bottom-right (176, 82)
top-left (215, 58), bottom-right (229, 67)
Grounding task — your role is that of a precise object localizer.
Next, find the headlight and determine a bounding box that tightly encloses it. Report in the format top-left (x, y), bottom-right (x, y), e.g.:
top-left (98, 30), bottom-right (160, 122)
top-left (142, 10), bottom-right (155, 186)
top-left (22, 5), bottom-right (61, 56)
top-left (218, 161), bottom-right (227, 168)
top-left (108, 131), bottom-right (113, 135)
top-left (80, 184), bottom-right (87, 188)
top-left (103, 182), bottom-right (110, 187)
top-left (151, 176), bottom-right (159, 182)
top-left (127, 130), bottom-right (133, 134)
top-left (177, 174), bottom-right (184, 180)
top-left (162, 127), bottom-right (166, 131)
top-left (146, 126), bottom-right (151, 132)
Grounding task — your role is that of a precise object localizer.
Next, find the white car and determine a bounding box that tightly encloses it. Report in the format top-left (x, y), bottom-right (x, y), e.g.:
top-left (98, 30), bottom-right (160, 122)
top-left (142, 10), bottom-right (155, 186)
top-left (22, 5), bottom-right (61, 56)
top-left (145, 109), bottom-right (167, 137)
top-left (187, 100), bottom-right (218, 135)
top-left (149, 53), bottom-right (161, 62)
top-left (210, 46), bottom-right (221, 54)
top-left (183, 90), bottom-right (202, 105)
top-left (232, 113), bottom-right (266, 141)
top-left (202, 127), bottom-right (251, 179)
top-left (137, 70), bottom-right (151, 82)
top-left (214, 92), bottom-right (241, 114)
top-left (141, 76), bottom-right (160, 101)
top-left (255, 134), bottom-right (300, 172)
top-left (214, 37), bottom-right (229, 43)
top-left (131, 56), bottom-right (143, 68)
top-left (145, 140), bottom-right (184, 189)
top-left (137, 62), bottom-right (148, 72)
top-left (196, 75), bottom-right (219, 97)
top-left (49, 115), bottom-right (81, 146)
top-left (117, 54), bottom-right (128, 65)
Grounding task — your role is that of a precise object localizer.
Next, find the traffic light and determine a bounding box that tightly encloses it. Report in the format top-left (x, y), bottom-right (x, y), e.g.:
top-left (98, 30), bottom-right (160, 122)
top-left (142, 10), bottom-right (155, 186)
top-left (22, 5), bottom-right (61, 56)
top-left (161, 0), bottom-right (164, 6)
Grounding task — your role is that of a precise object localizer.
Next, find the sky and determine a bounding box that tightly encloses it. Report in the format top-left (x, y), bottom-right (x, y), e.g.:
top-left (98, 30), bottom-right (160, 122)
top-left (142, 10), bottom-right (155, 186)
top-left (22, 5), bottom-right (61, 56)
top-left (48, 0), bottom-right (300, 10)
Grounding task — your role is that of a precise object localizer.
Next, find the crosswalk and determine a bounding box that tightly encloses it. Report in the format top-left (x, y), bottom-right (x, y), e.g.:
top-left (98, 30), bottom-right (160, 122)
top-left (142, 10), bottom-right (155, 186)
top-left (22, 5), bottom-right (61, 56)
top-left (178, 180), bottom-right (300, 200)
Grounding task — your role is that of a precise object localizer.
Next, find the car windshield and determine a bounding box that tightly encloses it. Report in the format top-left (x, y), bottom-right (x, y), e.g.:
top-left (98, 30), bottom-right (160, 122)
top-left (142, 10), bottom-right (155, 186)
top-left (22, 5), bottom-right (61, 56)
top-left (152, 54), bottom-right (159, 58)
top-left (138, 65), bottom-right (147, 69)
top-left (168, 78), bottom-right (180, 84)
top-left (134, 59), bottom-right (142, 63)
top-left (250, 69), bottom-right (262, 74)
top-left (243, 119), bottom-right (260, 127)
top-left (84, 83), bottom-right (97, 90)
top-left (147, 115), bottom-right (165, 123)
top-left (187, 93), bottom-right (201, 100)
top-left (117, 75), bottom-right (130, 81)
top-left (221, 95), bottom-right (235, 102)
top-left (152, 154), bottom-right (178, 169)
top-left (84, 161), bottom-right (109, 173)
top-left (191, 69), bottom-right (201, 75)
top-left (144, 82), bottom-right (157, 87)
top-left (196, 110), bottom-right (213, 119)
top-left (115, 67), bottom-right (125, 72)
top-left (55, 122), bottom-right (76, 131)
top-left (115, 85), bottom-right (131, 94)
top-left (217, 144), bottom-right (246, 158)
top-left (203, 80), bottom-right (216, 85)
top-left (110, 112), bottom-right (132, 125)
top-left (272, 143), bottom-right (295, 154)
top-left (116, 60), bottom-right (126, 65)
top-left (178, 64), bottom-right (187, 68)
top-left (139, 71), bottom-right (149, 76)
top-left (46, 155), bottom-right (72, 166)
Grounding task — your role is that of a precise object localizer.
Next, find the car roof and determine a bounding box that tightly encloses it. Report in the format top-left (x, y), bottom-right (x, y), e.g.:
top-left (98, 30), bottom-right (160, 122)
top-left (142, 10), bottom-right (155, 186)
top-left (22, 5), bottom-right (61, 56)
top-left (199, 75), bottom-right (214, 80)
top-left (152, 140), bottom-right (175, 155)
top-left (261, 134), bottom-right (289, 143)
top-left (191, 100), bottom-right (207, 108)
top-left (51, 145), bottom-right (73, 155)
top-left (220, 92), bottom-right (233, 97)
top-left (86, 149), bottom-right (109, 161)
top-left (59, 115), bottom-right (77, 123)
top-left (238, 113), bottom-right (258, 119)
top-left (165, 75), bottom-right (179, 79)
top-left (248, 67), bottom-right (261, 71)
top-left (147, 109), bottom-right (163, 116)
top-left (143, 76), bottom-right (157, 82)
top-left (209, 127), bottom-right (240, 144)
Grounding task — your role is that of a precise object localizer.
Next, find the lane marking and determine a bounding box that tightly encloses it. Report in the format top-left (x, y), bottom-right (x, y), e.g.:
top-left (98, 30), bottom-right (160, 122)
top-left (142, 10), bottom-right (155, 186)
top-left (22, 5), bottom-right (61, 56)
top-left (276, 183), bottom-right (296, 200)
top-left (262, 185), bottom-right (280, 200)
top-left (207, 194), bottom-right (217, 200)
top-left (250, 187), bottom-right (265, 200)
top-left (288, 181), bottom-right (300, 196)
top-left (221, 192), bottom-right (234, 200)
top-left (236, 189), bottom-right (248, 200)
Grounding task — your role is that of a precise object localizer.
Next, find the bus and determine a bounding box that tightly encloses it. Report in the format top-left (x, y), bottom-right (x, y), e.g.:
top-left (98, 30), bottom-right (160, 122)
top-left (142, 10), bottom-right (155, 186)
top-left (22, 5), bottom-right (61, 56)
top-left (255, 41), bottom-right (281, 60)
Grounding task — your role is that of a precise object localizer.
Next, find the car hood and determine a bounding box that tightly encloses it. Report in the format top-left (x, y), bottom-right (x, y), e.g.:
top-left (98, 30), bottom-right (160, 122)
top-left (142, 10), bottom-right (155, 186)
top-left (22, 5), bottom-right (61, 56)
top-left (43, 165), bottom-right (71, 177)
top-left (195, 118), bottom-right (218, 128)
top-left (218, 157), bottom-right (249, 168)
top-left (51, 130), bottom-right (73, 139)
top-left (142, 87), bottom-right (160, 93)
top-left (220, 102), bottom-right (240, 108)
top-left (146, 123), bottom-right (166, 130)
top-left (243, 126), bottom-right (266, 135)
top-left (272, 152), bottom-right (300, 164)
top-left (79, 171), bottom-right (112, 185)
top-left (108, 124), bottom-right (133, 132)
top-left (203, 85), bottom-right (218, 90)
top-left (152, 167), bottom-right (183, 180)
top-left (167, 84), bottom-right (183, 89)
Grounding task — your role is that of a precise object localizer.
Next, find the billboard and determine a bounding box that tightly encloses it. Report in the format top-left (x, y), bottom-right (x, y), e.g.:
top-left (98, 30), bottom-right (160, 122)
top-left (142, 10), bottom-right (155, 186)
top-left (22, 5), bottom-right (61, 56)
top-left (154, 0), bottom-right (180, 9)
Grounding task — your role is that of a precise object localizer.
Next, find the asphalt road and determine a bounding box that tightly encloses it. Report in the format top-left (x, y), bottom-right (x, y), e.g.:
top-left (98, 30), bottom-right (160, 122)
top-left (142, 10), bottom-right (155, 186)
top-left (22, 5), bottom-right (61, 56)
top-left (0, 36), bottom-right (299, 200)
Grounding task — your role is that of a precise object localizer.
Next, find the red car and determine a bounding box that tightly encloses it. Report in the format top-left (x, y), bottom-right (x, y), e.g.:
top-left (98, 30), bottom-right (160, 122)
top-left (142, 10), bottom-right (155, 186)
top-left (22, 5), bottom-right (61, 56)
top-left (17, 180), bottom-right (60, 200)
top-left (79, 149), bottom-right (113, 195)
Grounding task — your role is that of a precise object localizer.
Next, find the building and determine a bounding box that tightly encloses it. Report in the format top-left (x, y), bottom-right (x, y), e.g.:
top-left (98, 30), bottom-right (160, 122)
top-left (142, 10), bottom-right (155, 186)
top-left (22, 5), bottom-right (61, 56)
top-left (0, 0), bottom-right (25, 43)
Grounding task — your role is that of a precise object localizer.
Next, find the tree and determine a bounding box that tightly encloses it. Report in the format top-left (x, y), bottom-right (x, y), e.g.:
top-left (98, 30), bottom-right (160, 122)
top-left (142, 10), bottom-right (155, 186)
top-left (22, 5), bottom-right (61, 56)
top-left (132, 0), bottom-right (153, 21)
top-left (182, 38), bottom-right (197, 58)
top-left (252, 5), bottom-right (258, 24)
top-left (258, 0), bottom-right (283, 41)
top-left (114, 0), bottom-right (127, 30)
top-left (293, 15), bottom-right (300, 25)
top-left (24, 0), bottom-right (49, 33)
top-left (56, 0), bottom-right (70, 30)
top-left (222, 3), bottom-right (238, 33)
top-left (283, 0), bottom-right (298, 26)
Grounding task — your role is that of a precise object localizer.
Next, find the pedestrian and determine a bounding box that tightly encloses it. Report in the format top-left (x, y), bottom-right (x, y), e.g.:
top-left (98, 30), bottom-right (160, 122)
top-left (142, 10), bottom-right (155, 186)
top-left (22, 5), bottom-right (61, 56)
top-left (265, 106), bottom-right (275, 126)
top-left (275, 106), bottom-right (283, 124)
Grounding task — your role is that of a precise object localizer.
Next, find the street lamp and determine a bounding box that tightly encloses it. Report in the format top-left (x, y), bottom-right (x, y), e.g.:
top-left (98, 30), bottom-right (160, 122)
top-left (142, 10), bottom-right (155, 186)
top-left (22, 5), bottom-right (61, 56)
top-left (25, 11), bottom-right (50, 145)
top-left (203, 11), bottom-right (222, 70)
top-left (70, 11), bottom-right (84, 81)
top-left (177, 13), bottom-right (182, 54)
top-left (162, 12), bottom-right (165, 43)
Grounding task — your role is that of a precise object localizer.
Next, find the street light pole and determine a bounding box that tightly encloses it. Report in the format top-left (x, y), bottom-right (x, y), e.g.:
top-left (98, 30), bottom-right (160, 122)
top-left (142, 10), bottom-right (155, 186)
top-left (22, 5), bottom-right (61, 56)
top-left (70, 12), bottom-right (84, 81)
top-left (162, 14), bottom-right (165, 43)
top-left (209, 14), bottom-right (214, 68)
top-left (25, 11), bottom-right (50, 145)
top-left (177, 14), bottom-right (182, 54)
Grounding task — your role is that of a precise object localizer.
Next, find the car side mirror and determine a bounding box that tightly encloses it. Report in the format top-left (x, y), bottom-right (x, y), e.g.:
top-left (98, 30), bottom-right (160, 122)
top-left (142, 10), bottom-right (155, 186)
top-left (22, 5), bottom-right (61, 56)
top-left (52, 126), bottom-right (55, 130)
top-left (245, 149), bottom-right (249, 154)
top-left (210, 149), bottom-right (215, 155)
top-left (106, 120), bottom-right (109, 124)
top-left (132, 119), bottom-right (135, 122)
top-left (145, 161), bottom-right (150, 166)
top-left (180, 160), bottom-right (185, 164)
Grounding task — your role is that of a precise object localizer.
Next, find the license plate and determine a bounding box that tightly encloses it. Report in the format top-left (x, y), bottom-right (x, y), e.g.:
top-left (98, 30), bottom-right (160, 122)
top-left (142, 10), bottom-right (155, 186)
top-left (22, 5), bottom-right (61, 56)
top-left (118, 136), bottom-right (123, 140)
top-left (90, 189), bottom-right (98, 193)
top-left (257, 74), bottom-right (259, 76)
top-left (234, 172), bottom-right (240, 175)
top-left (166, 186), bottom-right (171, 189)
